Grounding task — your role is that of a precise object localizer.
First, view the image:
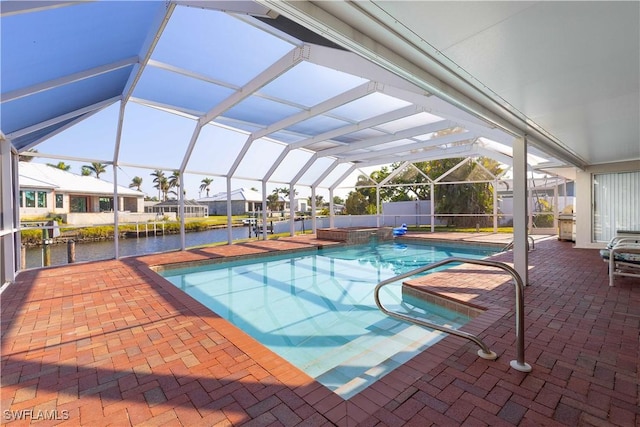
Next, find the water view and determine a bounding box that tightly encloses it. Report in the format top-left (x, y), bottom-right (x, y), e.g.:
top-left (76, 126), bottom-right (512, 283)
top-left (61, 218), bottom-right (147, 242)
top-left (24, 226), bottom-right (251, 269)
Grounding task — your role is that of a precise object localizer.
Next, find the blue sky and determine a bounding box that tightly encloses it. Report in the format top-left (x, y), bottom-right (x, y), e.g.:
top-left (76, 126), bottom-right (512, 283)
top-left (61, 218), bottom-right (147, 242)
top-left (21, 3), bottom-right (380, 202)
top-left (29, 101), bottom-right (364, 201)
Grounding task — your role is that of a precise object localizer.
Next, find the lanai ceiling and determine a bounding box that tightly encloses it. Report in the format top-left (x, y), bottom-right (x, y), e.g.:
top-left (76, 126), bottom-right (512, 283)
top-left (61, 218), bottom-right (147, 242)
top-left (1, 1), bottom-right (638, 189)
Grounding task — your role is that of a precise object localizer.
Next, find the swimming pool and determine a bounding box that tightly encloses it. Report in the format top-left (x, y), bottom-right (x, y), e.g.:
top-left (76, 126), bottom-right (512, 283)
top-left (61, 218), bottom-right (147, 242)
top-left (160, 241), bottom-right (497, 399)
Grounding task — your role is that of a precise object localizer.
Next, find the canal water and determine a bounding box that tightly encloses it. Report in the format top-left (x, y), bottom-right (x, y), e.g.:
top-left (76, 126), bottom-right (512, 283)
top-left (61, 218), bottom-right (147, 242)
top-left (24, 225), bottom-right (253, 269)
top-left (24, 219), bottom-right (317, 269)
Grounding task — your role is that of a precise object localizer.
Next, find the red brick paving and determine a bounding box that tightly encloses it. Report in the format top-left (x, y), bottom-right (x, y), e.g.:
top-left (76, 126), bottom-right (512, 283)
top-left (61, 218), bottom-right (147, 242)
top-left (1, 235), bottom-right (638, 426)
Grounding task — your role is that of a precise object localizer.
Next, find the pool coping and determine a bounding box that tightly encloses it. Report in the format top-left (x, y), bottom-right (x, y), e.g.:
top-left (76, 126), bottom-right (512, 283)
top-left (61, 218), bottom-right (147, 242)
top-left (138, 237), bottom-right (511, 419)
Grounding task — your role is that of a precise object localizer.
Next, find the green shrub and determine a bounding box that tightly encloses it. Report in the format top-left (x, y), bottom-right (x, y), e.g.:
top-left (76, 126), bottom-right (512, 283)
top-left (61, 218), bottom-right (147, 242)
top-left (186, 221), bottom-right (208, 232)
top-left (76, 226), bottom-right (114, 239)
top-left (20, 229), bottom-right (42, 245)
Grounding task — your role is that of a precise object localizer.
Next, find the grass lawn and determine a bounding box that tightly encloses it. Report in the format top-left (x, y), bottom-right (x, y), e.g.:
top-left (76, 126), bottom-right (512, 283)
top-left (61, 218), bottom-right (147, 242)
top-left (409, 225), bottom-right (514, 233)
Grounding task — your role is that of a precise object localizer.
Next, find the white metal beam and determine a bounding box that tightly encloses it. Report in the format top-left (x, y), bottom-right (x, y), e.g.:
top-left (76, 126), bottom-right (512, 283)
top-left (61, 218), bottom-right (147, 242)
top-left (304, 41), bottom-right (430, 95)
top-left (471, 157), bottom-right (500, 180)
top-left (319, 119), bottom-right (454, 157)
top-left (434, 158), bottom-right (472, 183)
top-left (129, 97), bottom-right (202, 119)
top-left (206, 46), bottom-right (307, 127)
top-left (0, 1), bottom-right (76, 17)
top-left (147, 59), bottom-right (240, 90)
top-left (475, 146), bottom-right (515, 167)
top-left (381, 85), bottom-right (556, 161)
top-left (17, 152), bottom-right (113, 165)
top-left (379, 162), bottom-right (431, 187)
top-left (378, 161), bottom-right (411, 186)
top-left (287, 104), bottom-right (422, 150)
top-left (7, 97), bottom-right (119, 140)
top-left (365, 83), bottom-right (561, 164)
top-left (173, 1), bottom-right (276, 17)
top-left (355, 143), bottom-right (478, 168)
top-left (260, 0), bottom-right (587, 168)
top-left (262, 146), bottom-right (293, 182)
top-left (291, 154), bottom-right (318, 185)
top-left (113, 101), bottom-right (127, 167)
top-left (225, 46), bottom-right (308, 177)
top-left (251, 81), bottom-right (376, 142)
top-left (329, 164), bottom-right (357, 191)
top-left (311, 159), bottom-right (340, 188)
top-left (229, 73), bottom-right (373, 180)
top-left (1, 58), bottom-right (138, 103)
top-left (378, 85), bottom-right (491, 130)
top-left (339, 131), bottom-right (475, 163)
top-left (122, 5), bottom-right (175, 104)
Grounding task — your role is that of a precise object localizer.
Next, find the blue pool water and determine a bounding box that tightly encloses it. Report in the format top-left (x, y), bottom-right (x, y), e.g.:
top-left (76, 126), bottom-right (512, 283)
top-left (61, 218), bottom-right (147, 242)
top-left (161, 241), bottom-right (496, 398)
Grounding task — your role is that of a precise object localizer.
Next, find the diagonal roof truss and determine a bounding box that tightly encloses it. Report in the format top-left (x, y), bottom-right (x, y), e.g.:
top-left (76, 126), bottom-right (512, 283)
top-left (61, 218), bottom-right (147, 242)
top-left (1, 1), bottom-right (569, 193)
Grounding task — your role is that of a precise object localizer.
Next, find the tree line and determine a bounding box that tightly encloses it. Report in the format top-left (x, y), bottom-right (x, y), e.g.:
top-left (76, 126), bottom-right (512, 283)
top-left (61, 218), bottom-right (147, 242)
top-left (344, 157), bottom-right (505, 227)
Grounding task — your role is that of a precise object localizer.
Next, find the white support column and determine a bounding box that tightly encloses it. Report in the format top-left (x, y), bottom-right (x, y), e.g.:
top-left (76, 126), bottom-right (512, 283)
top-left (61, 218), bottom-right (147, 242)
top-left (528, 174), bottom-right (534, 230)
top-left (493, 179), bottom-right (498, 232)
top-left (113, 165), bottom-right (120, 259)
top-left (262, 180), bottom-right (268, 240)
top-left (226, 176), bottom-right (233, 244)
top-left (289, 183), bottom-right (296, 236)
top-left (1, 138), bottom-right (17, 284)
top-left (553, 184), bottom-right (559, 231)
top-left (328, 164), bottom-right (358, 228)
top-left (513, 136), bottom-right (529, 285)
top-left (112, 100), bottom-right (126, 260)
top-left (11, 150), bottom-right (20, 277)
top-left (311, 186), bottom-right (317, 233)
top-left (376, 184), bottom-right (381, 227)
top-left (287, 154), bottom-right (319, 236)
top-left (179, 173), bottom-right (186, 251)
top-left (329, 188), bottom-right (335, 228)
top-left (179, 125), bottom-right (203, 175)
top-left (430, 182), bottom-right (435, 232)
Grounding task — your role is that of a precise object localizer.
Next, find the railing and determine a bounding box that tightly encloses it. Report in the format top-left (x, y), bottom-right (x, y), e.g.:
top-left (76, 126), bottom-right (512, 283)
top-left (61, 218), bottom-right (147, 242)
top-left (502, 235), bottom-right (535, 252)
top-left (374, 257), bottom-right (532, 372)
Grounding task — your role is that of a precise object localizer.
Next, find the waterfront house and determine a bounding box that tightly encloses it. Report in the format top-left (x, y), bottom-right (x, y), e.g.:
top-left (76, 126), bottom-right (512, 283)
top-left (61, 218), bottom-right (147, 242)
top-left (144, 199), bottom-right (208, 218)
top-left (198, 188), bottom-right (290, 216)
top-left (19, 162), bottom-right (146, 225)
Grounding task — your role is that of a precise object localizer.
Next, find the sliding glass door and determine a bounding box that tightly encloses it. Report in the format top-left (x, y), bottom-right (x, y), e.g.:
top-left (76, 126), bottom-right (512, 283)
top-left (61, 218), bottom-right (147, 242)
top-left (593, 171), bottom-right (640, 242)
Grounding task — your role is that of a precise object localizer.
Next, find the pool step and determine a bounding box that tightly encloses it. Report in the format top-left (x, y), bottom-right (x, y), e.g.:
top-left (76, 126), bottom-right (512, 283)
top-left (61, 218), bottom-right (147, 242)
top-left (304, 318), bottom-right (448, 399)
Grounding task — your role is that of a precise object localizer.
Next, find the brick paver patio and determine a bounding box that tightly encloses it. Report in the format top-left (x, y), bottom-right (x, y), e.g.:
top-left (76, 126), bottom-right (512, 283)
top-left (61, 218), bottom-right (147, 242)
top-left (1, 234), bottom-right (638, 426)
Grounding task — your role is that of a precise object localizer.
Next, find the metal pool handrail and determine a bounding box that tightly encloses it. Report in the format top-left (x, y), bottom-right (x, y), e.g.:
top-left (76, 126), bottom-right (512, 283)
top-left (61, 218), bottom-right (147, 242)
top-left (374, 257), bottom-right (532, 372)
top-left (502, 235), bottom-right (535, 252)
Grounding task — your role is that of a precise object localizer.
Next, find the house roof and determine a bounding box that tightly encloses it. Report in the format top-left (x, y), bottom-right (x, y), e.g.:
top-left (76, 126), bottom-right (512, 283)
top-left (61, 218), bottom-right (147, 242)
top-left (153, 199), bottom-right (206, 207)
top-left (200, 188), bottom-right (273, 203)
top-left (18, 162), bottom-right (142, 197)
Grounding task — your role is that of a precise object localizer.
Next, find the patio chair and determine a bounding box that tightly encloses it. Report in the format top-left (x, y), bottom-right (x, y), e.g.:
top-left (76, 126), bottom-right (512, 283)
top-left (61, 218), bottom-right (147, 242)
top-left (600, 237), bottom-right (640, 286)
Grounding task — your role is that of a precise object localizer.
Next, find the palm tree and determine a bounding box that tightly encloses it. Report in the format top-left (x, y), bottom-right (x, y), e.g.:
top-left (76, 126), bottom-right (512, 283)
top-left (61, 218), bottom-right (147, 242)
top-left (150, 170), bottom-right (166, 201)
top-left (199, 177), bottom-right (213, 198)
top-left (47, 161), bottom-right (71, 171)
top-left (307, 195), bottom-right (324, 207)
top-left (157, 176), bottom-right (170, 201)
top-left (275, 187), bottom-right (297, 198)
top-left (168, 171), bottom-right (181, 199)
top-left (129, 176), bottom-right (143, 191)
top-left (47, 162), bottom-right (71, 172)
top-left (81, 166), bottom-right (92, 176)
top-left (84, 162), bottom-right (107, 179)
top-left (267, 192), bottom-right (280, 211)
